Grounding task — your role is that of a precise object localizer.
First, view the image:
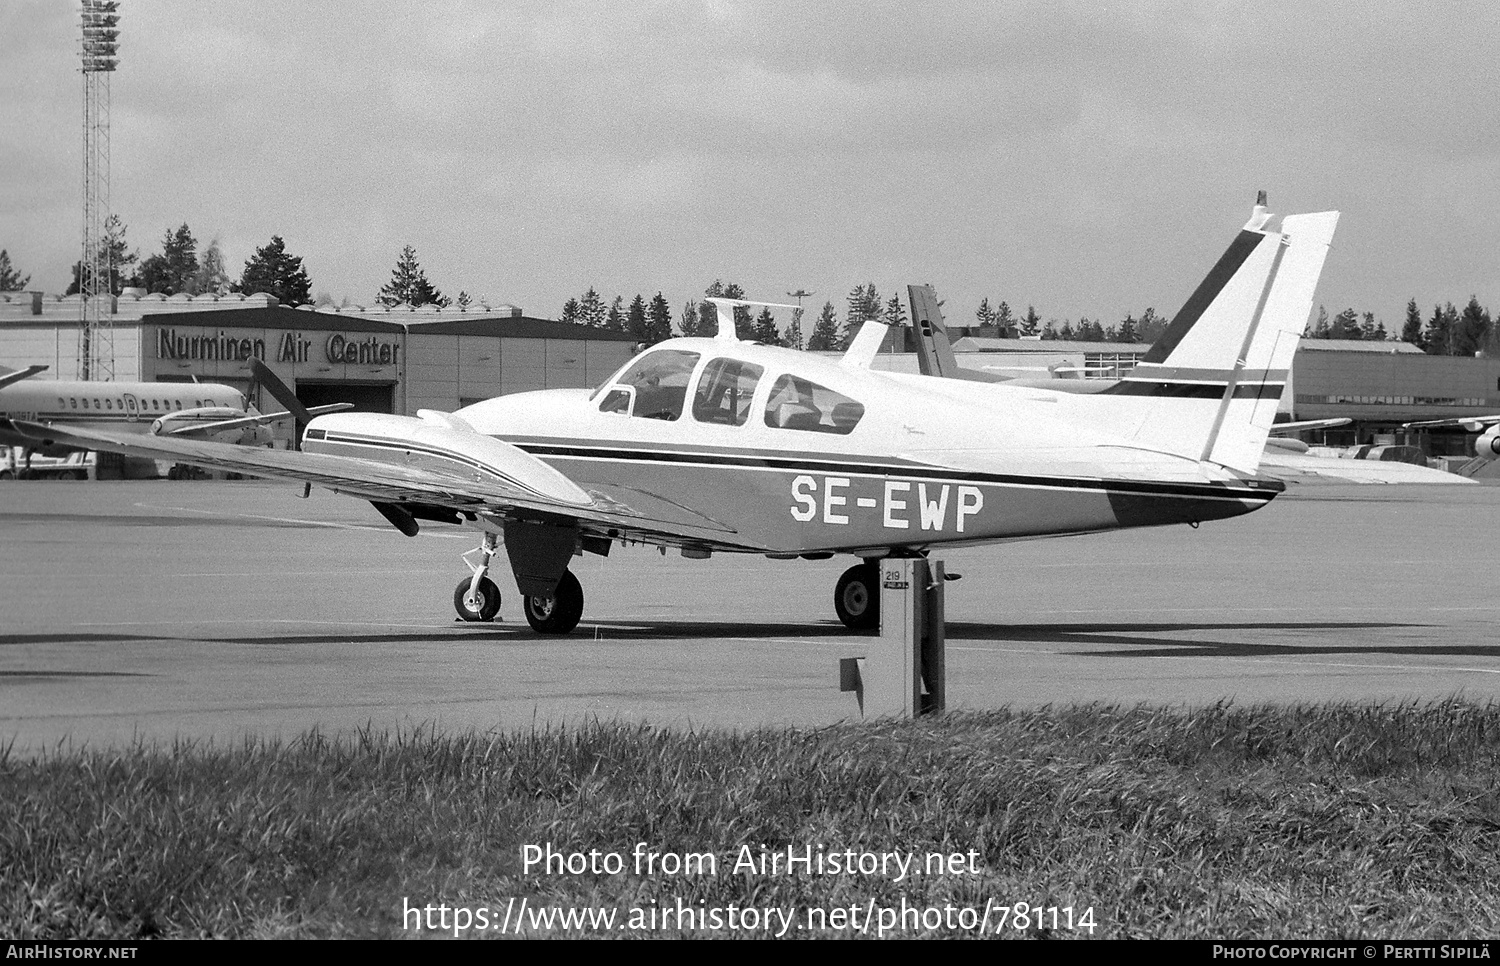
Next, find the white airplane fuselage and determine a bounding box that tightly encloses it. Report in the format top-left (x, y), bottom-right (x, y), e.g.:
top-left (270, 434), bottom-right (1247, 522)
top-left (431, 339), bottom-right (1279, 557)
top-left (0, 379), bottom-right (252, 453)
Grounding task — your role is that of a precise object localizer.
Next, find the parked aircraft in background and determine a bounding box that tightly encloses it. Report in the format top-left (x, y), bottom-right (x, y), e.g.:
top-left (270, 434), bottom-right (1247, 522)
top-left (0, 364), bottom-right (349, 455)
top-left (20, 205), bottom-right (1339, 634)
top-left (1402, 414), bottom-right (1500, 472)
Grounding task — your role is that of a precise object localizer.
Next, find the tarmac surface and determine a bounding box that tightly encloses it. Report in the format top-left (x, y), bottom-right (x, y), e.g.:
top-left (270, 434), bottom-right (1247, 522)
top-left (3, 479), bottom-right (1500, 754)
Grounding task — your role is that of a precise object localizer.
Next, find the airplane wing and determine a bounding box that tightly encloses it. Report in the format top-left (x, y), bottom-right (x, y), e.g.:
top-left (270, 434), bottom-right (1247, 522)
top-left (1258, 449), bottom-right (1473, 485)
top-left (0, 365), bottom-right (48, 392)
top-left (1401, 414), bottom-right (1500, 431)
top-left (161, 403), bottom-right (355, 437)
top-left (1269, 418), bottom-right (1351, 435)
top-left (13, 420), bottom-right (740, 542)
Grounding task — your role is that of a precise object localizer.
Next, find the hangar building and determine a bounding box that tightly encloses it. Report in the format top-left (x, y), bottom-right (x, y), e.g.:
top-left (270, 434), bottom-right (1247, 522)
top-left (0, 291), bottom-right (641, 416)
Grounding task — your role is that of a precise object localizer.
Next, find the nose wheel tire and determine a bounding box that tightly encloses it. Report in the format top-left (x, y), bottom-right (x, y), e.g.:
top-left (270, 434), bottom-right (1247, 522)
top-left (523, 570), bottom-right (584, 634)
top-left (454, 576), bottom-right (502, 622)
top-left (834, 563), bottom-right (880, 631)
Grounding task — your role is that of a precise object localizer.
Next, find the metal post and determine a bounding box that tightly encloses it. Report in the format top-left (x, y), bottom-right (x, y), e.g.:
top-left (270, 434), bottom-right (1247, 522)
top-left (840, 557), bottom-right (946, 718)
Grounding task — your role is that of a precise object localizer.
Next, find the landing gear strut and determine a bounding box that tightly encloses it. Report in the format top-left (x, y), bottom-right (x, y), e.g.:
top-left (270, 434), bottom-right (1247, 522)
top-left (834, 561), bottom-right (881, 631)
top-left (454, 533), bottom-right (502, 622)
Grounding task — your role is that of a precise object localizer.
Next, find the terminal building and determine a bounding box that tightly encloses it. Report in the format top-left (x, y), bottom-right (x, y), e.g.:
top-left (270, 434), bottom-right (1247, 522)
top-left (0, 290), bottom-right (642, 417)
top-left (4, 291), bottom-right (1498, 459)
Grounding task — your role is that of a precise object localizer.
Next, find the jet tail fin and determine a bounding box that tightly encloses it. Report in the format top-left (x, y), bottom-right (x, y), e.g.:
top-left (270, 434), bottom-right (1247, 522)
top-left (908, 284), bottom-right (1010, 383)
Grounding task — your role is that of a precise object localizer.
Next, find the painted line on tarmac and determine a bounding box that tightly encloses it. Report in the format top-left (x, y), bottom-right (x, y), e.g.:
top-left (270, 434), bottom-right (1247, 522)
top-left (951, 643), bottom-right (1500, 676)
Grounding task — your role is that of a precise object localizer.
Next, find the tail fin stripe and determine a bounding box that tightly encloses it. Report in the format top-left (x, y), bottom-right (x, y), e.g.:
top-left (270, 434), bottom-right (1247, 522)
top-left (1140, 230), bottom-right (1269, 365)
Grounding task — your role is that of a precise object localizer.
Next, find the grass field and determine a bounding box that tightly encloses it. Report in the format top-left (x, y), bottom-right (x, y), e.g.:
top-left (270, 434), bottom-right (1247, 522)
top-left (4, 700), bottom-right (1499, 939)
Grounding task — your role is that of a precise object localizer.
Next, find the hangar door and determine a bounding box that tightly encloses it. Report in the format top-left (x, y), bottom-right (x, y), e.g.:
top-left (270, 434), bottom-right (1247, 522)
top-left (296, 381), bottom-right (394, 414)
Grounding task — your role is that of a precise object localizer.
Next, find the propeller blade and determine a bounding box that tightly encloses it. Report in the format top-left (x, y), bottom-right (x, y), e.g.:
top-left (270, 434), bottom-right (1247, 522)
top-left (249, 359), bottom-right (314, 448)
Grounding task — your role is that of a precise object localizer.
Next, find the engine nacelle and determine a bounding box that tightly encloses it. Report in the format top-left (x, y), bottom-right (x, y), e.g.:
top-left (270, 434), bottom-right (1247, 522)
top-left (1476, 425), bottom-right (1500, 461)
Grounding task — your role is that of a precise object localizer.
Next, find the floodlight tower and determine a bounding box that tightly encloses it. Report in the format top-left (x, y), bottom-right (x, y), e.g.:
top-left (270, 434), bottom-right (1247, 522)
top-left (78, 0), bottom-right (120, 381)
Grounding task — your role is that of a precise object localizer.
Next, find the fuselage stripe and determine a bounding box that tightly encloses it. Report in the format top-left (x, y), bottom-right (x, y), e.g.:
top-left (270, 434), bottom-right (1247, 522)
top-left (507, 441), bottom-right (1281, 502)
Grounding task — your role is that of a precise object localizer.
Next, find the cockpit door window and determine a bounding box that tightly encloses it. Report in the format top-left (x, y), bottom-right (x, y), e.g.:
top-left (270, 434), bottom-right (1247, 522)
top-left (692, 358), bottom-right (764, 426)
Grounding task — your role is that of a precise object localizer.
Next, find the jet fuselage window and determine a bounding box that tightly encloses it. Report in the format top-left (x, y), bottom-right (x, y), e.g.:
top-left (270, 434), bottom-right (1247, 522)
top-left (603, 349), bottom-right (701, 421)
top-left (764, 374), bottom-right (865, 435)
top-left (693, 358), bottom-right (764, 427)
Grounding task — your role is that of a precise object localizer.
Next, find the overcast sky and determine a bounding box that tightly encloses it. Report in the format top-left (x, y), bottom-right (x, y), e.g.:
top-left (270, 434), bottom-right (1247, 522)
top-left (4, 1), bottom-right (1498, 331)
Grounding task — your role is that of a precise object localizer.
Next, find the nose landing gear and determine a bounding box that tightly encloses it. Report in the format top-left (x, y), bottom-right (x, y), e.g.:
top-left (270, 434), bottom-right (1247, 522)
top-left (455, 532), bottom-right (502, 623)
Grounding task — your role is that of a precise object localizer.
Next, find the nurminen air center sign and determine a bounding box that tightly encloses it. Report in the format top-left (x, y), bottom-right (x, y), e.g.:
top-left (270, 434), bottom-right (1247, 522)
top-left (157, 327), bottom-right (400, 365)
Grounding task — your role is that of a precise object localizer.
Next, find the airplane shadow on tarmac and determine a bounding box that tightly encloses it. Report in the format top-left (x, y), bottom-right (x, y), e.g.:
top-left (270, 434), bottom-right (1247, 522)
top-left (7, 619), bottom-right (1493, 665)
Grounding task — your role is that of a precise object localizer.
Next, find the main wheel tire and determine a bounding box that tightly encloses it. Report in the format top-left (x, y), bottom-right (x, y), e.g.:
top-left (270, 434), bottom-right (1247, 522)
top-left (454, 576), bottom-right (502, 622)
top-left (834, 562), bottom-right (880, 631)
top-left (523, 570), bottom-right (584, 635)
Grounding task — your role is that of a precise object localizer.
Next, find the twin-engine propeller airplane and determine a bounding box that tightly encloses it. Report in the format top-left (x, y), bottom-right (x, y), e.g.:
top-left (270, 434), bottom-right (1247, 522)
top-left (0, 365), bottom-right (351, 455)
top-left (18, 204), bottom-right (1339, 634)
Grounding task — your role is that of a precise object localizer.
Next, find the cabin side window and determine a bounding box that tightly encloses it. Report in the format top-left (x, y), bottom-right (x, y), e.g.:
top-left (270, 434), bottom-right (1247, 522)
top-left (692, 358), bottom-right (764, 427)
top-left (598, 349), bottom-right (701, 421)
top-left (764, 374), bottom-right (865, 435)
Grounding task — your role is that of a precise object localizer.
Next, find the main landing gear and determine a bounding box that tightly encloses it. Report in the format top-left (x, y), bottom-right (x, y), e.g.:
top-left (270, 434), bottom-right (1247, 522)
top-left (834, 561), bottom-right (881, 631)
top-left (452, 532), bottom-right (586, 634)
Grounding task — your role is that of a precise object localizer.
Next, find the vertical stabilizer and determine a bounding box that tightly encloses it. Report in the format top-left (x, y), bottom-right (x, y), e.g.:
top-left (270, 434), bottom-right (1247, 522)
top-left (1084, 207), bottom-right (1339, 471)
top-left (908, 284), bottom-right (1007, 382)
top-left (1203, 211), bottom-right (1340, 471)
top-left (909, 284), bottom-right (959, 377)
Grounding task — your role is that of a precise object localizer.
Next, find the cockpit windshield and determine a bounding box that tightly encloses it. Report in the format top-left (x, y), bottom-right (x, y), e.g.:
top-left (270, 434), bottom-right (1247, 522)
top-left (597, 349), bottom-right (701, 421)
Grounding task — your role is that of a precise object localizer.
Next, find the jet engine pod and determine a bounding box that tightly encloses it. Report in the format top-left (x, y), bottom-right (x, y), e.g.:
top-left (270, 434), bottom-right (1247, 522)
top-left (1477, 426), bottom-right (1500, 461)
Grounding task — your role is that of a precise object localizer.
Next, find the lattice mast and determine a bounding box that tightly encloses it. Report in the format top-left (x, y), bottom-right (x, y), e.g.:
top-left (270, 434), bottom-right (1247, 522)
top-left (78, 0), bottom-right (120, 381)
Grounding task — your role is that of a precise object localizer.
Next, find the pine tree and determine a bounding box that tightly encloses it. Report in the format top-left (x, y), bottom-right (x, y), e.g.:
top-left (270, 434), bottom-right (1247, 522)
top-left (1361, 311), bottom-right (1387, 342)
top-left (842, 283), bottom-right (881, 348)
top-left (1401, 298), bottom-right (1425, 349)
top-left (1331, 308), bottom-right (1360, 339)
top-left (807, 301), bottom-right (840, 351)
top-left (1455, 296), bottom-right (1491, 357)
top-left (236, 235), bottom-right (312, 305)
top-left (646, 293), bottom-right (673, 343)
top-left (752, 307), bottom-right (781, 345)
top-left (66, 215), bottom-right (139, 295)
top-left (377, 245), bottom-right (446, 307)
top-left (578, 288), bottom-right (606, 328)
top-left (1117, 313), bottom-right (1139, 343)
top-left (975, 297), bottom-right (995, 327)
top-left (626, 294), bottom-right (648, 341)
top-left (1019, 305), bottom-right (1041, 337)
top-left (560, 298), bottom-right (581, 325)
top-left (190, 238), bottom-right (232, 296)
top-left (1137, 307), bottom-right (1168, 344)
top-left (995, 301), bottom-right (1015, 338)
top-left (0, 250), bottom-right (30, 291)
top-left (604, 294), bottom-right (625, 331)
top-left (1309, 305), bottom-right (1331, 338)
top-left (1423, 303), bottom-right (1452, 355)
top-left (883, 293), bottom-right (907, 328)
top-left (679, 299), bottom-right (700, 337)
top-left (138, 224), bottom-right (199, 295)
top-left (456, 291), bottom-right (473, 308)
